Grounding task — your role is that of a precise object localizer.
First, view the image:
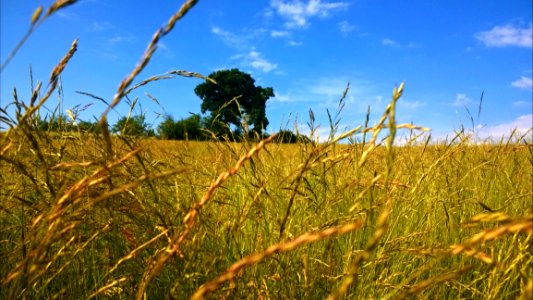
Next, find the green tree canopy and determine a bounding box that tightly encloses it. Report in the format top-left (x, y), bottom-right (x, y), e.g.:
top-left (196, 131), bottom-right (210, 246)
top-left (157, 114), bottom-right (205, 140)
top-left (194, 68), bottom-right (274, 135)
top-left (112, 115), bottom-right (154, 136)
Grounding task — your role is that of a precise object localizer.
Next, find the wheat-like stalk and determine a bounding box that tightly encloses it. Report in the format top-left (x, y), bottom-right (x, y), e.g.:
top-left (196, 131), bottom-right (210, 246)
top-left (99, 0), bottom-right (199, 121)
top-left (1, 0), bottom-right (78, 72)
top-left (190, 220), bottom-right (363, 300)
top-left (450, 214), bottom-right (532, 264)
top-left (136, 133), bottom-right (277, 300)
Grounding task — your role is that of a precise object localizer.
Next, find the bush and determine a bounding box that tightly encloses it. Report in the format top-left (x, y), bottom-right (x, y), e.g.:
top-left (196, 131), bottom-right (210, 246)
top-left (275, 129), bottom-right (311, 143)
top-left (112, 115), bottom-right (154, 136)
top-left (157, 114), bottom-right (206, 140)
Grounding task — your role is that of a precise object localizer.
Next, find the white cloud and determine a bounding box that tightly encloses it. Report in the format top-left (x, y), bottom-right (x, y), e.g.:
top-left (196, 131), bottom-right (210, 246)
top-left (272, 93), bottom-right (292, 102)
top-left (478, 114), bottom-right (532, 140)
top-left (270, 0), bottom-right (349, 28)
top-left (513, 100), bottom-right (531, 108)
top-left (288, 40), bottom-right (303, 46)
top-left (108, 34), bottom-right (134, 44)
top-left (271, 30), bottom-right (290, 37)
top-left (338, 21), bottom-right (355, 35)
top-left (310, 78), bottom-right (349, 98)
top-left (476, 23), bottom-right (532, 48)
top-left (242, 51), bottom-right (278, 73)
top-left (157, 42), bottom-right (174, 58)
top-left (401, 100), bottom-right (426, 109)
top-left (382, 38), bottom-right (399, 47)
top-left (212, 26), bottom-right (279, 72)
top-left (211, 26), bottom-right (247, 49)
top-left (269, 77), bottom-right (377, 115)
top-left (56, 11), bottom-right (76, 20)
top-left (296, 125), bottom-right (332, 142)
top-left (87, 21), bottom-right (110, 32)
top-left (453, 93), bottom-right (470, 106)
top-left (269, 77), bottom-right (350, 104)
top-left (382, 39), bottom-right (418, 48)
top-left (511, 76), bottom-right (533, 90)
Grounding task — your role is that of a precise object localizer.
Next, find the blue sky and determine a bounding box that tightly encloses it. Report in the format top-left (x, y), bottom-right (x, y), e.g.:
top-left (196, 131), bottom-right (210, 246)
top-left (1, 0), bottom-right (532, 141)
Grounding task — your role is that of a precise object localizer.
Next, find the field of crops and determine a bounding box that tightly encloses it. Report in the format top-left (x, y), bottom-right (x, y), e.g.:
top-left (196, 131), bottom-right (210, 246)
top-left (1, 106), bottom-right (532, 299)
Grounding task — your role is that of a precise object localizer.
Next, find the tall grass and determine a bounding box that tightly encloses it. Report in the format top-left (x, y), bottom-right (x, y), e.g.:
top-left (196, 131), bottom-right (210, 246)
top-left (1, 1), bottom-right (532, 299)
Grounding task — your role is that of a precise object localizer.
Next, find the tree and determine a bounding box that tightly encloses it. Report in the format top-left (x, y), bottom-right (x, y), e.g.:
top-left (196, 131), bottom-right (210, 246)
top-left (112, 115), bottom-right (153, 136)
top-left (157, 114), bottom-right (205, 140)
top-left (174, 114), bottom-right (203, 140)
top-left (194, 69), bottom-right (274, 136)
top-left (35, 114), bottom-right (70, 131)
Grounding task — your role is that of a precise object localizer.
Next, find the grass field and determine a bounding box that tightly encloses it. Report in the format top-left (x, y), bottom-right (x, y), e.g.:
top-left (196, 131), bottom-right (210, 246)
top-left (1, 100), bottom-right (532, 299)
top-left (1, 1), bottom-right (532, 299)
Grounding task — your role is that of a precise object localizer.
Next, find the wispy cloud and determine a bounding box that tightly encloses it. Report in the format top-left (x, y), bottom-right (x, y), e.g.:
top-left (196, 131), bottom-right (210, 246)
top-left (271, 77), bottom-right (352, 104)
top-left (211, 26), bottom-right (279, 73)
top-left (269, 29), bottom-right (302, 46)
top-left (382, 38), bottom-right (418, 48)
top-left (382, 38), bottom-right (400, 47)
top-left (211, 26), bottom-right (247, 49)
top-left (247, 51), bottom-right (278, 72)
top-left (87, 21), bottom-right (110, 32)
top-left (56, 11), bottom-right (77, 20)
top-left (108, 34), bottom-right (135, 44)
top-left (338, 20), bottom-right (355, 36)
top-left (270, 0), bottom-right (349, 28)
top-left (513, 100), bottom-right (532, 108)
top-left (271, 30), bottom-right (290, 37)
top-left (476, 23), bottom-right (532, 48)
top-left (453, 93), bottom-right (470, 106)
top-left (309, 78), bottom-right (350, 99)
top-left (288, 40), bottom-right (303, 46)
top-left (232, 51), bottom-right (278, 73)
top-left (272, 92), bottom-right (292, 102)
top-left (511, 76), bottom-right (533, 90)
top-left (157, 42), bottom-right (174, 58)
top-left (400, 100), bottom-right (426, 109)
top-left (478, 114), bottom-right (532, 139)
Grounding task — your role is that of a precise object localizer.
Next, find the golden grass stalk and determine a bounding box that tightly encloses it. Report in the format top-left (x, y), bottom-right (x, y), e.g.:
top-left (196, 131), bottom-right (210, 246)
top-left (450, 214), bottom-right (532, 265)
top-left (461, 214), bottom-right (532, 246)
top-left (31, 6), bottom-right (43, 25)
top-left (90, 168), bottom-right (187, 204)
top-left (88, 276), bottom-right (128, 299)
top-left (11, 38), bottom-right (77, 132)
top-left (100, 0), bottom-right (199, 120)
top-left (106, 229), bottom-right (170, 277)
top-left (3, 147), bottom-right (140, 285)
top-left (38, 222), bottom-right (112, 294)
top-left (463, 212), bottom-right (512, 225)
top-left (136, 133), bottom-right (277, 300)
top-left (45, 0), bottom-right (77, 17)
top-left (393, 266), bottom-right (473, 300)
top-left (190, 220), bottom-right (364, 300)
top-left (328, 206), bottom-right (391, 300)
top-left (167, 70), bottom-right (217, 84)
top-left (163, 0), bottom-right (198, 33)
top-left (357, 84), bottom-right (402, 168)
top-left (1, 0), bottom-right (78, 72)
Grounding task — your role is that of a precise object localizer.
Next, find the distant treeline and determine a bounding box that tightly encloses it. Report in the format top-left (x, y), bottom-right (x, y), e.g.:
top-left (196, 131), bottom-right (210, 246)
top-left (31, 113), bottom-right (310, 143)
